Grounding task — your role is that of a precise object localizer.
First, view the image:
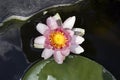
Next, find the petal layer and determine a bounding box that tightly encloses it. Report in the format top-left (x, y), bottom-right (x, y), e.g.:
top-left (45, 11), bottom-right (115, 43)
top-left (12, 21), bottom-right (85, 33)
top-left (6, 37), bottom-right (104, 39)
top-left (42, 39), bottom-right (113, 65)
top-left (61, 49), bottom-right (70, 56)
top-left (63, 16), bottom-right (76, 29)
top-left (66, 30), bottom-right (74, 37)
top-left (72, 35), bottom-right (84, 44)
top-left (46, 17), bottom-right (58, 29)
top-left (73, 28), bottom-right (85, 36)
top-left (36, 23), bottom-right (48, 34)
top-left (34, 36), bottom-right (45, 48)
top-left (41, 48), bottom-right (53, 59)
top-left (70, 45), bottom-right (84, 54)
top-left (54, 51), bottom-right (65, 64)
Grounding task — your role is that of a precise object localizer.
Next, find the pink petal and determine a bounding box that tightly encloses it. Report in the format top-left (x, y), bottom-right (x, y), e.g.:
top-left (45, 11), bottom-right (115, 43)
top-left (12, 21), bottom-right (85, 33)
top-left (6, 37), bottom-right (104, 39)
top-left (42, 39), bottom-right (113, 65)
top-left (34, 36), bottom-right (45, 48)
top-left (36, 23), bottom-right (48, 34)
top-left (63, 16), bottom-right (76, 29)
top-left (61, 49), bottom-right (70, 56)
top-left (46, 17), bottom-right (58, 29)
top-left (70, 44), bottom-right (84, 54)
top-left (66, 30), bottom-right (74, 37)
top-left (72, 35), bottom-right (84, 44)
top-left (41, 48), bottom-right (53, 59)
top-left (54, 51), bottom-right (65, 64)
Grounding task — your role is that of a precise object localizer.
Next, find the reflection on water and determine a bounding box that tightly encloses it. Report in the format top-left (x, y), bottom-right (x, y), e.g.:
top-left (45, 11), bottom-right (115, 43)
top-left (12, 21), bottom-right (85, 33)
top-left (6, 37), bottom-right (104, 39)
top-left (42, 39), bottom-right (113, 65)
top-left (0, 26), bottom-right (29, 80)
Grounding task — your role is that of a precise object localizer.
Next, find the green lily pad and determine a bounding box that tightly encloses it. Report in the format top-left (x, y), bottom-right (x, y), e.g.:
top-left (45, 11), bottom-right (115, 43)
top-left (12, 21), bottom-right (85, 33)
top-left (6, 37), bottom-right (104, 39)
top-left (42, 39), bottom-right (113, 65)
top-left (22, 55), bottom-right (116, 80)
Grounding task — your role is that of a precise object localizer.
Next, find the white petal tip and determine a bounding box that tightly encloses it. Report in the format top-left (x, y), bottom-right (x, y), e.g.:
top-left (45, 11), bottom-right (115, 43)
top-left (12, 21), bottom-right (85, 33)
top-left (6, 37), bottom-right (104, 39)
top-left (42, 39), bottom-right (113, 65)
top-left (34, 43), bottom-right (44, 48)
top-left (73, 28), bottom-right (85, 36)
top-left (71, 45), bottom-right (84, 54)
top-left (75, 36), bottom-right (85, 44)
top-left (41, 49), bottom-right (53, 59)
top-left (70, 16), bottom-right (76, 24)
top-left (53, 13), bottom-right (61, 21)
top-left (57, 61), bottom-right (63, 64)
top-left (63, 16), bottom-right (76, 29)
top-left (72, 16), bottom-right (76, 20)
top-left (34, 36), bottom-right (45, 48)
top-left (75, 46), bottom-right (84, 54)
top-left (36, 23), bottom-right (48, 34)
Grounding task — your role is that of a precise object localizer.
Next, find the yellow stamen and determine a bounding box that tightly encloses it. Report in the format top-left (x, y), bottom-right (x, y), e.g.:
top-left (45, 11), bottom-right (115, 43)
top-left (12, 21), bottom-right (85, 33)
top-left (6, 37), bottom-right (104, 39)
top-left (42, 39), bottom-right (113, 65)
top-left (49, 31), bottom-right (67, 49)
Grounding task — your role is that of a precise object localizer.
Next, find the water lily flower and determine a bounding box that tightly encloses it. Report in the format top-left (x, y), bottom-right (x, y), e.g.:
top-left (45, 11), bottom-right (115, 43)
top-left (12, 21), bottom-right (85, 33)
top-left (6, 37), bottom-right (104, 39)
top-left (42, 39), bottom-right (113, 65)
top-left (34, 13), bottom-right (85, 64)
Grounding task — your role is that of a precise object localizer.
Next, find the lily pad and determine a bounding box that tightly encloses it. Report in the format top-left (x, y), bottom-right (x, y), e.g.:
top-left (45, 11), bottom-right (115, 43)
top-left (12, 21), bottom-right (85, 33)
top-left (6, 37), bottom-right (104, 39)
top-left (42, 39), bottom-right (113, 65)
top-left (22, 55), bottom-right (116, 80)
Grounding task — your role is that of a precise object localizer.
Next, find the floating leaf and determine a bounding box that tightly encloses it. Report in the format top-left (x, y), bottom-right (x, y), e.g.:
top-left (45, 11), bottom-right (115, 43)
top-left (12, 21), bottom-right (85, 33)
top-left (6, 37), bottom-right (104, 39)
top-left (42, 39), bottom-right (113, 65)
top-left (22, 55), bottom-right (116, 80)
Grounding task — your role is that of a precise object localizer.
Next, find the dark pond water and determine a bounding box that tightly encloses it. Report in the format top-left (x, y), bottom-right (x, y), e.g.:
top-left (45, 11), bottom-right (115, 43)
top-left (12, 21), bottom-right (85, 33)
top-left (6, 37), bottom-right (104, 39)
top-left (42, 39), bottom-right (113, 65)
top-left (0, 0), bottom-right (120, 80)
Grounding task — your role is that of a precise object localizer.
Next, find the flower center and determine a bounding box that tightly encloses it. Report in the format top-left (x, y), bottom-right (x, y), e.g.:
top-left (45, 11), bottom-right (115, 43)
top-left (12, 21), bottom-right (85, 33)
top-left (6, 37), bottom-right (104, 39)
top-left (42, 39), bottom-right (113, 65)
top-left (49, 29), bottom-right (68, 49)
